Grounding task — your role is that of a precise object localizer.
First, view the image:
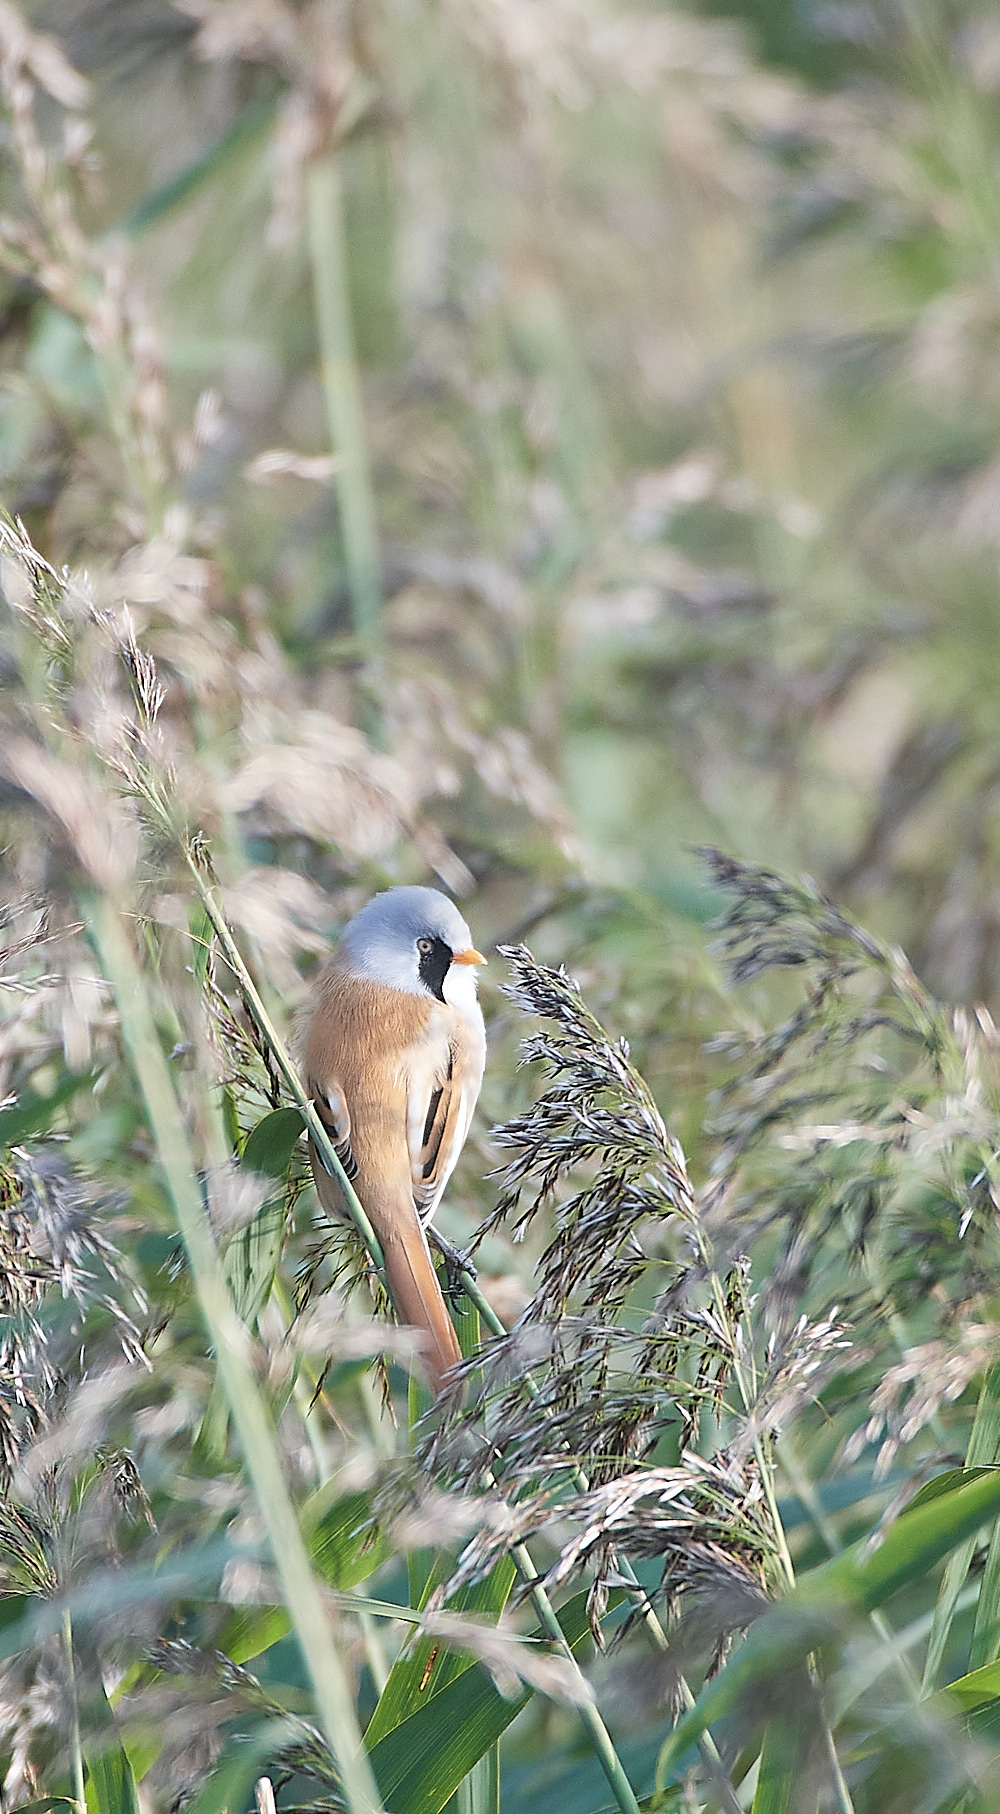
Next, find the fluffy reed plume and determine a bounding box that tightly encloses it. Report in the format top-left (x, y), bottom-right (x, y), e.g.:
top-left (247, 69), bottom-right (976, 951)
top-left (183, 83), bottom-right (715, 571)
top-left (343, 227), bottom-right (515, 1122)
top-left (700, 848), bottom-right (1000, 1348)
top-left (845, 1321), bottom-right (1000, 1478)
top-left (0, 1149), bottom-right (148, 1486)
top-left (145, 1639), bottom-right (347, 1807)
top-left (478, 943), bottom-right (700, 1318)
top-left (735, 1309), bottom-right (853, 1464)
top-left (0, 1434), bottom-right (157, 1799)
top-left (423, 944), bottom-right (783, 1660)
top-left (443, 1459), bottom-right (770, 1613)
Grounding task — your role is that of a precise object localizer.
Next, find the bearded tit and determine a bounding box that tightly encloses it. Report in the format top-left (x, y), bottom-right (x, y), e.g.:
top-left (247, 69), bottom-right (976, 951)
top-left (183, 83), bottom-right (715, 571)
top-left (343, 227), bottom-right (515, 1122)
top-left (305, 885), bottom-right (486, 1394)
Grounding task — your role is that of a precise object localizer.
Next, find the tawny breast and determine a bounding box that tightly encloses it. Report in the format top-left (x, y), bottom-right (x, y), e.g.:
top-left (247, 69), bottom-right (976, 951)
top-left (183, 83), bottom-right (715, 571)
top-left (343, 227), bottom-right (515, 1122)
top-left (303, 961), bottom-right (464, 1393)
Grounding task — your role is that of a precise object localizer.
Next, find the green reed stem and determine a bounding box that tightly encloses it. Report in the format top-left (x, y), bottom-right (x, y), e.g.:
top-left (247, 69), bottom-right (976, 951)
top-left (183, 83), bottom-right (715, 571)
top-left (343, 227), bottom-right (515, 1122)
top-left (509, 1536), bottom-right (640, 1814)
top-left (307, 153), bottom-right (382, 659)
top-left (90, 895), bottom-right (385, 1814)
top-left (181, 857), bottom-right (641, 1814)
top-left (62, 1607), bottom-right (86, 1812)
top-left (184, 852), bottom-right (387, 1272)
top-left (822, 1720), bottom-right (857, 1814)
top-left (269, 1277), bottom-right (392, 1696)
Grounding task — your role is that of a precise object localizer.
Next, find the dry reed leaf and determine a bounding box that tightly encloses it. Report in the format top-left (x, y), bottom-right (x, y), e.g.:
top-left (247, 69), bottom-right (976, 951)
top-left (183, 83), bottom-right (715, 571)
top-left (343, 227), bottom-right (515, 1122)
top-left (385, 1483), bottom-right (494, 1554)
top-left (0, 2), bottom-right (90, 109)
top-left (297, 1294), bottom-right (422, 1367)
top-left (409, 818), bottom-right (474, 895)
top-left (173, 0), bottom-right (300, 65)
top-left (414, 1606), bottom-right (594, 1704)
top-left (222, 867), bottom-right (332, 994)
top-left (223, 712), bottom-right (413, 859)
top-left (244, 449), bottom-right (341, 485)
top-left (267, 87), bottom-right (325, 245)
top-left (108, 538), bottom-right (215, 626)
top-left (204, 1162), bottom-right (270, 1241)
top-left (57, 965), bottom-right (111, 1074)
top-left (0, 730), bottom-right (138, 890)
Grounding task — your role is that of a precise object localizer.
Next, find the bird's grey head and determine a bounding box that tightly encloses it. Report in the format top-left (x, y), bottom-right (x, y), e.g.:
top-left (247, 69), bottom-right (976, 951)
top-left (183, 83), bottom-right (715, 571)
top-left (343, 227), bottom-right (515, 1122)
top-left (338, 886), bottom-right (486, 1002)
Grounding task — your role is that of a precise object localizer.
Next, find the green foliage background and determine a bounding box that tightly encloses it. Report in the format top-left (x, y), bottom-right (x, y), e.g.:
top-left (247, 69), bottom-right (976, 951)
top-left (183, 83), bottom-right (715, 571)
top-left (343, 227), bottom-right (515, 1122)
top-left (2, 1), bottom-right (1000, 1811)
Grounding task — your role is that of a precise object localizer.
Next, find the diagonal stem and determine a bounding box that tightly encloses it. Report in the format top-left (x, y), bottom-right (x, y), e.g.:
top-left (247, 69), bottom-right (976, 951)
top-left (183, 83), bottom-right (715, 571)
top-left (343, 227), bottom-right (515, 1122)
top-left (181, 857), bottom-right (642, 1814)
top-left (184, 852), bottom-right (387, 1271)
top-left (90, 895), bottom-right (385, 1814)
top-left (514, 1557), bottom-right (640, 1814)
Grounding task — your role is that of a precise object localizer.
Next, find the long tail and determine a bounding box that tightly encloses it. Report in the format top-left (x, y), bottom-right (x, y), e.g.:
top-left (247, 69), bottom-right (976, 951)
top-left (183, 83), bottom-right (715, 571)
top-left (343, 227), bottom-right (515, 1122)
top-left (310, 1148), bottom-right (462, 1395)
top-left (381, 1217), bottom-right (463, 1397)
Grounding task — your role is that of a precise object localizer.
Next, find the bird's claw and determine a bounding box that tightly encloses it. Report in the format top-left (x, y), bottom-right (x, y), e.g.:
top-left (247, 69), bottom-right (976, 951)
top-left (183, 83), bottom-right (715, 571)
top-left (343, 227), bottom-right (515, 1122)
top-left (429, 1227), bottom-right (478, 1306)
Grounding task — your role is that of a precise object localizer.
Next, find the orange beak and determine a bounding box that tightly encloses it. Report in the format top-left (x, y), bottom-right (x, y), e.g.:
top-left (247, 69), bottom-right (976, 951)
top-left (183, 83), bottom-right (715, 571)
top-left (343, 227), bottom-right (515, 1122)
top-left (452, 946), bottom-right (487, 966)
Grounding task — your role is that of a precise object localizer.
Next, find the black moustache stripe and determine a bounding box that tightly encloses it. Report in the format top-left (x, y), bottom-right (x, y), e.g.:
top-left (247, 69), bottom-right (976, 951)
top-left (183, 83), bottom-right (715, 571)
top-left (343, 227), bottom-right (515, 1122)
top-left (418, 935), bottom-right (452, 1002)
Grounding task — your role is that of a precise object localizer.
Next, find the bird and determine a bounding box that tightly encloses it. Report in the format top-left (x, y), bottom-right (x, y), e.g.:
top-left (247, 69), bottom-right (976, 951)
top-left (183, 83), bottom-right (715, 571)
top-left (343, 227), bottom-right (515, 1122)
top-left (304, 885), bottom-right (487, 1395)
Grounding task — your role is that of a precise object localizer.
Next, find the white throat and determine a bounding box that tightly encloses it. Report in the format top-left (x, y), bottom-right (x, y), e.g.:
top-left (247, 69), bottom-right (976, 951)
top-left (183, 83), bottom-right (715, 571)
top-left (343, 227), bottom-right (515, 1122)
top-left (442, 962), bottom-right (481, 1018)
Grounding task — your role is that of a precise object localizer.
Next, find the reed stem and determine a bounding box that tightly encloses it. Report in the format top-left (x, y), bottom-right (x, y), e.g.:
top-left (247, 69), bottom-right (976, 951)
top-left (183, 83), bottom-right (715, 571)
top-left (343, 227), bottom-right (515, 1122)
top-left (307, 153), bottom-right (383, 660)
top-left (90, 895), bottom-right (386, 1814)
top-left (180, 856), bottom-right (641, 1814)
top-left (183, 851), bottom-right (387, 1271)
top-left (508, 1528), bottom-right (641, 1814)
top-left (62, 1607), bottom-right (86, 1812)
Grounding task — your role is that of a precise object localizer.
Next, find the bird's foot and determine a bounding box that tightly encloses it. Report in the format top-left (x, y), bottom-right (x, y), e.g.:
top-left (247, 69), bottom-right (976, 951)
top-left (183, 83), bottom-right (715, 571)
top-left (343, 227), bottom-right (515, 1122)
top-left (429, 1226), bottom-right (478, 1307)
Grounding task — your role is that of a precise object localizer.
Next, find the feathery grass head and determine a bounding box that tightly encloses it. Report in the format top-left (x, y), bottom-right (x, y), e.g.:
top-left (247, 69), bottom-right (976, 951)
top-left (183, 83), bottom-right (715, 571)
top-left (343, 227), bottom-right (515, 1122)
top-left (426, 942), bottom-right (788, 1663)
top-left (700, 847), bottom-right (1000, 1341)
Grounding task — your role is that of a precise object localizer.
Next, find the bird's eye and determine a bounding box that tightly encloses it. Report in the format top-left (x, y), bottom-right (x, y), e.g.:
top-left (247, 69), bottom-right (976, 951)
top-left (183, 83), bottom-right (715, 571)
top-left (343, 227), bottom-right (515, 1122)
top-left (417, 937), bottom-right (433, 955)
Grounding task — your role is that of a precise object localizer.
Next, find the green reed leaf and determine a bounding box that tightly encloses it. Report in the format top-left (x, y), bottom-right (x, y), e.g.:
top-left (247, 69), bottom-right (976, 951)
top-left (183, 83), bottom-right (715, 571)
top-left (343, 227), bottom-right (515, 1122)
top-left (658, 1464), bottom-right (1000, 1789)
top-left (0, 1071), bottom-right (97, 1151)
top-left (368, 1588), bottom-right (601, 1814)
top-left (305, 1486), bottom-right (393, 1593)
top-left (365, 1556), bottom-right (518, 1749)
top-left (10, 1802), bottom-right (79, 1813)
top-left (226, 1106), bottom-right (303, 1327)
top-left (84, 1743), bottom-right (140, 1814)
top-left (216, 1602), bottom-right (293, 1664)
top-left (923, 1365), bottom-right (1000, 1689)
top-left (751, 1700), bottom-right (817, 1814)
top-left (241, 1106), bottom-right (306, 1178)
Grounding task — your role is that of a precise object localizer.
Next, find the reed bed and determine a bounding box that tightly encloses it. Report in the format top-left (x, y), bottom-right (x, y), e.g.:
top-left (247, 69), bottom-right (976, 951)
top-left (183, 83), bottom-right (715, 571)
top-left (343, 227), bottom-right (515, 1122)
top-left (2, 4), bottom-right (1000, 1812)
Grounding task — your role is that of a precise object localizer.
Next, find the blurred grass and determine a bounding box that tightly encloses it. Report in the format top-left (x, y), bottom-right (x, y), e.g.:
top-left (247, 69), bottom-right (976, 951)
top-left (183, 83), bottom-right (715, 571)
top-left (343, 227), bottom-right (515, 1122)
top-left (4, 1), bottom-right (1000, 1810)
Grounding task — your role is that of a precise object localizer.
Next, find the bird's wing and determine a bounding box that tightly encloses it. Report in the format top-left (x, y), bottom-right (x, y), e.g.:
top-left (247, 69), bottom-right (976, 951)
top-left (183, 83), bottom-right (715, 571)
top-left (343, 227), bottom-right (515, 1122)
top-left (304, 969), bottom-right (464, 1394)
top-left (409, 1014), bottom-right (486, 1225)
top-left (308, 1076), bottom-right (358, 1183)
